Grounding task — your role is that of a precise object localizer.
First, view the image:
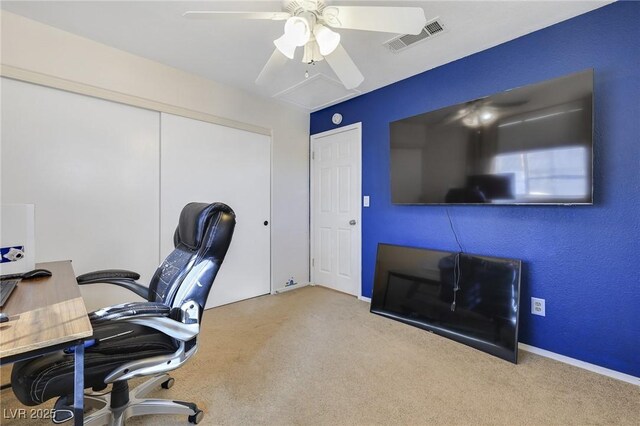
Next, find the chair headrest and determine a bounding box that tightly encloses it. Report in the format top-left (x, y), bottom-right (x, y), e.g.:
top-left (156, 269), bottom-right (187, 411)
top-left (175, 202), bottom-right (235, 250)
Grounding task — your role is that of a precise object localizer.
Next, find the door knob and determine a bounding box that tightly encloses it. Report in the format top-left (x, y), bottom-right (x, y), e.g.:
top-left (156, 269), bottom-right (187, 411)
top-left (264, 221), bottom-right (269, 226)
top-left (349, 220), bottom-right (357, 225)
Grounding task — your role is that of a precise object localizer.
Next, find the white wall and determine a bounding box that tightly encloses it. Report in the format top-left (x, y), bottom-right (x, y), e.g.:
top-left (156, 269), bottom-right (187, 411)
top-left (0, 11), bottom-right (310, 294)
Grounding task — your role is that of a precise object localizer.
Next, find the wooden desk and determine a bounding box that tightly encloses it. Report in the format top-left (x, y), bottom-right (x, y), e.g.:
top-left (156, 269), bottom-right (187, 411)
top-left (1, 261), bottom-right (92, 358)
top-left (0, 260), bottom-right (92, 425)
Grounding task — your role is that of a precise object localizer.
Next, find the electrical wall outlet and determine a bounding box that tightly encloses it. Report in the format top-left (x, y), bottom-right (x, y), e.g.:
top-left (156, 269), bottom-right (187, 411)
top-left (531, 297), bottom-right (546, 316)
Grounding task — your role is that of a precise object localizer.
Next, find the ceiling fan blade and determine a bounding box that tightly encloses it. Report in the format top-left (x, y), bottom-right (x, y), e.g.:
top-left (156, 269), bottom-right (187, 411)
top-left (255, 49), bottom-right (289, 86)
top-left (435, 101), bottom-right (476, 124)
top-left (439, 111), bottom-right (469, 125)
top-left (183, 11), bottom-right (291, 20)
top-left (322, 6), bottom-right (426, 35)
top-left (324, 44), bottom-right (364, 90)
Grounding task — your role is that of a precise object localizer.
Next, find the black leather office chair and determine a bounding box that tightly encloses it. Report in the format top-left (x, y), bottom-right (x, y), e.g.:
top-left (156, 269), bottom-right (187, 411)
top-left (11, 202), bottom-right (236, 425)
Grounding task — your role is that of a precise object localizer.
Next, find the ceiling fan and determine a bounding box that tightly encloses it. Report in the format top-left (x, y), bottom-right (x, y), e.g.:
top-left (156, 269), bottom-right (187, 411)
top-left (184, 0), bottom-right (427, 90)
top-left (439, 99), bottom-right (530, 128)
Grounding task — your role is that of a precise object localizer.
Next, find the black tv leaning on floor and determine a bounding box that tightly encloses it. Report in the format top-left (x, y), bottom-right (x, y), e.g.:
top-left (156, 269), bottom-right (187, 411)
top-left (371, 244), bottom-right (522, 363)
top-left (389, 69), bottom-right (593, 205)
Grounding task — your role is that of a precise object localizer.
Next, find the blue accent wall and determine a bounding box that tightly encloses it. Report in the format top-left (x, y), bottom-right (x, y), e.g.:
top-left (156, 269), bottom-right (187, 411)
top-left (310, 2), bottom-right (639, 377)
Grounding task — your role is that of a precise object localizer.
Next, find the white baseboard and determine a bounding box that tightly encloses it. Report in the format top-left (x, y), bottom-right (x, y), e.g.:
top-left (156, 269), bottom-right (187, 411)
top-left (273, 282), bottom-right (309, 294)
top-left (355, 296), bottom-right (637, 385)
top-left (518, 343), bottom-right (639, 386)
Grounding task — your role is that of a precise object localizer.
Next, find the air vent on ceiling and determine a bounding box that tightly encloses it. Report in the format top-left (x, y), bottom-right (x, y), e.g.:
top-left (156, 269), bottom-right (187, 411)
top-left (384, 18), bottom-right (446, 53)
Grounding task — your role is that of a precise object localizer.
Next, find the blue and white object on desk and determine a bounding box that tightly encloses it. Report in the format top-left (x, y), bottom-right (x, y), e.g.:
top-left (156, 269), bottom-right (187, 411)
top-left (0, 204), bottom-right (35, 275)
top-left (1, 246), bottom-right (25, 262)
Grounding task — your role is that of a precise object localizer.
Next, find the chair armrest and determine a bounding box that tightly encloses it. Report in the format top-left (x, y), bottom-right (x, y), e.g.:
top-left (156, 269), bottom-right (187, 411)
top-left (90, 301), bottom-right (198, 341)
top-left (77, 269), bottom-right (149, 300)
top-left (126, 317), bottom-right (199, 341)
top-left (77, 269), bottom-right (141, 282)
top-left (89, 302), bottom-right (170, 324)
top-left (118, 300), bottom-right (200, 341)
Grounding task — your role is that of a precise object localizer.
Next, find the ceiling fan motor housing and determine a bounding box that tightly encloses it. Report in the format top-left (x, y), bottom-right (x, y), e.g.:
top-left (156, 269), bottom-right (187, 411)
top-left (284, 0), bottom-right (327, 17)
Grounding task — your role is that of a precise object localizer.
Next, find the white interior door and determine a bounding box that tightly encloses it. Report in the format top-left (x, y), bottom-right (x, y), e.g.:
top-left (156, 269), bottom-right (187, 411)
top-left (311, 123), bottom-right (362, 297)
top-left (160, 113), bottom-right (270, 309)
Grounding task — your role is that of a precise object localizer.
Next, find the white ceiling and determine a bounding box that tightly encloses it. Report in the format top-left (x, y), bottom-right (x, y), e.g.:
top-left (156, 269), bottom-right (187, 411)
top-left (1, 1), bottom-right (612, 111)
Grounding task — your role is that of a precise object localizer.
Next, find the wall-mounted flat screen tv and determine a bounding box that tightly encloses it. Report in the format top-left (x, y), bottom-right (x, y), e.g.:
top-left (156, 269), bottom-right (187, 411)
top-left (390, 69), bottom-right (593, 204)
top-left (371, 244), bottom-right (522, 363)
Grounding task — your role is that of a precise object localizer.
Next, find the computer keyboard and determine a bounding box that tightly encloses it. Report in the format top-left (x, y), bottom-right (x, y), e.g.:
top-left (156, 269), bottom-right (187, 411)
top-left (0, 279), bottom-right (18, 307)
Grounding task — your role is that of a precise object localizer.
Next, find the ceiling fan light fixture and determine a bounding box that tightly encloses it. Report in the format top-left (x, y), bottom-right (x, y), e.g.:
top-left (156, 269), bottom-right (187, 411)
top-left (274, 16), bottom-right (312, 59)
top-left (480, 111), bottom-right (494, 122)
top-left (284, 16), bottom-right (311, 46)
top-left (274, 34), bottom-right (297, 59)
top-left (313, 24), bottom-right (340, 56)
top-left (462, 115), bottom-right (479, 128)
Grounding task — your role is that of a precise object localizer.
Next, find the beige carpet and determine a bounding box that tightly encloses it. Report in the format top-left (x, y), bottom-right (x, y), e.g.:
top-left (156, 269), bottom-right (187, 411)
top-left (1, 285), bottom-right (638, 425)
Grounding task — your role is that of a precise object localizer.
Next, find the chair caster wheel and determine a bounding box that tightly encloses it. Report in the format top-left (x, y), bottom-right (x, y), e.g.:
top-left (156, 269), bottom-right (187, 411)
top-left (161, 377), bottom-right (175, 389)
top-left (188, 409), bottom-right (204, 424)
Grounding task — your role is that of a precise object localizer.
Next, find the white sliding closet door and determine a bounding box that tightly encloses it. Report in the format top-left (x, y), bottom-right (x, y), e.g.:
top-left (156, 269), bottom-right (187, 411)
top-left (160, 113), bottom-right (271, 308)
top-left (1, 78), bottom-right (160, 311)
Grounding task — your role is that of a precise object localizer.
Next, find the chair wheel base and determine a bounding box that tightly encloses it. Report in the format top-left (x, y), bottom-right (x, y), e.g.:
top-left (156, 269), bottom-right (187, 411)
top-left (188, 409), bottom-right (204, 424)
top-left (161, 377), bottom-right (175, 389)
